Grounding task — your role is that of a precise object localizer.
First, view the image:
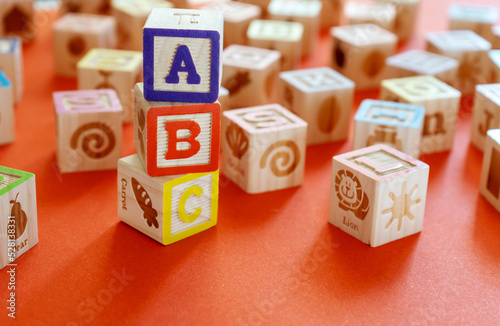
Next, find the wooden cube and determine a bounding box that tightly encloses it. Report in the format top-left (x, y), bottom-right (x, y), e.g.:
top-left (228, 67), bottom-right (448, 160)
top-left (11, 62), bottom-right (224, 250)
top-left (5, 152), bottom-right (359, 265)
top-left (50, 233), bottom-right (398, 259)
top-left (471, 84), bottom-right (500, 152)
top-left (232, 0), bottom-right (271, 15)
top-left (449, 3), bottom-right (498, 41)
top-left (492, 26), bottom-right (500, 49)
top-left (0, 71), bottom-right (14, 145)
top-left (329, 144), bottom-right (429, 247)
top-left (385, 50), bottom-right (459, 85)
top-left (201, 1), bottom-right (261, 48)
top-left (53, 13), bottom-right (117, 77)
top-left (218, 86), bottom-right (230, 112)
top-left (376, 0), bottom-right (419, 42)
top-left (247, 19), bottom-right (303, 71)
top-left (319, 0), bottom-right (345, 29)
top-left (279, 67), bottom-right (354, 145)
top-left (353, 100), bottom-right (425, 158)
top-left (380, 76), bottom-right (462, 155)
top-left (60, 0), bottom-right (113, 15)
top-left (485, 50), bottom-right (500, 83)
top-left (267, 0), bottom-right (322, 56)
top-left (426, 30), bottom-right (491, 95)
top-left (143, 8), bottom-right (223, 103)
top-left (0, 37), bottom-right (22, 103)
top-left (77, 48), bottom-right (143, 122)
top-left (480, 129), bottom-right (500, 212)
top-left (53, 89), bottom-right (123, 173)
top-left (0, 0), bottom-right (34, 41)
top-left (221, 45), bottom-right (281, 109)
top-left (118, 154), bottom-right (218, 245)
top-left (344, 1), bottom-right (396, 33)
top-left (221, 104), bottom-right (307, 194)
top-left (0, 165), bottom-right (38, 270)
top-left (331, 24), bottom-right (397, 90)
top-left (134, 83), bottom-right (221, 177)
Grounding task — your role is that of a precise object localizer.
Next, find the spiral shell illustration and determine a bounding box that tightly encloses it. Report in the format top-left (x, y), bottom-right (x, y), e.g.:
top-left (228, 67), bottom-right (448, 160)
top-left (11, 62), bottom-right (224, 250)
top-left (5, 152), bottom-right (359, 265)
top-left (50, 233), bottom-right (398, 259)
top-left (226, 123), bottom-right (249, 159)
top-left (70, 122), bottom-right (116, 159)
top-left (260, 140), bottom-right (300, 177)
top-left (131, 177), bottom-right (159, 228)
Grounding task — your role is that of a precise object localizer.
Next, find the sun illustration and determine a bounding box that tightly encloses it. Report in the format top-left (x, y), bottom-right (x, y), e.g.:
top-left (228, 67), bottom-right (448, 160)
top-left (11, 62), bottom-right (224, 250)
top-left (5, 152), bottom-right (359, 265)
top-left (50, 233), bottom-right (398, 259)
top-left (383, 181), bottom-right (421, 231)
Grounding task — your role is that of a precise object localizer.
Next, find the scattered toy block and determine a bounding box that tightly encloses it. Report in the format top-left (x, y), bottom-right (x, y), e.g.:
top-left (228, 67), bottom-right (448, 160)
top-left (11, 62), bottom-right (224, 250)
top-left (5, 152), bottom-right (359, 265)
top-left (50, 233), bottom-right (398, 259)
top-left (279, 67), bottom-right (354, 145)
top-left (480, 129), bottom-right (500, 212)
top-left (0, 37), bottom-right (22, 103)
top-left (53, 89), bottom-right (123, 173)
top-left (118, 154), bottom-right (218, 245)
top-left (449, 3), bottom-right (498, 40)
top-left (353, 100), bottom-right (425, 158)
top-left (60, 0), bottom-right (113, 15)
top-left (143, 8), bottom-right (223, 103)
top-left (218, 87), bottom-right (230, 112)
top-left (471, 84), bottom-right (500, 151)
top-left (344, 1), bottom-right (396, 33)
top-left (247, 19), bottom-right (303, 71)
top-left (77, 48), bottom-right (143, 122)
top-left (0, 71), bottom-right (14, 145)
top-left (385, 50), bottom-right (459, 85)
top-left (0, 165), bottom-right (38, 270)
top-left (221, 104), bottom-right (307, 194)
top-left (319, 0), bottom-right (345, 29)
top-left (426, 30), bottom-right (491, 95)
top-left (53, 13), bottom-right (117, 77)
top-left (232, 0), bottom-right (271, 15)
top-left (380, 75), bottom-right (462, 155)
top-left (0, 0), bottom-right (34, 41)
top-left (376, 0), bottom-right (419, 42)
top-left (331, 24), bottom-right (397, 90)
top-left (267, 0), bottom-right (322, 56)
top-left (221, 45), bottom-right (281, 109)
top-left (329, 144), bottom-right (429, 247)
top-left (134, 83), bottom-right (221, 177)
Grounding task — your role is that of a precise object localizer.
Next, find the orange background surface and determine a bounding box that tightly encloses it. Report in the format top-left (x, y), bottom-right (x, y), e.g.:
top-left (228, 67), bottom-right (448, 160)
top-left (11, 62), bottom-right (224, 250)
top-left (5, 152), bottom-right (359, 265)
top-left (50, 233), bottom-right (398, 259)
top-left (1, 0), bottom-right (500, 325)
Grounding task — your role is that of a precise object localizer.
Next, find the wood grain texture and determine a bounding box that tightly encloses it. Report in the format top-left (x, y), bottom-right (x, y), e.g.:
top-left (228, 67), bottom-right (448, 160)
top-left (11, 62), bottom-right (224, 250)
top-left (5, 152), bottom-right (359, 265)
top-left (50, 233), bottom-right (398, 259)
top-left (480, 129), bottom-right (500, 212)
top-left (0, 37), bottom-right (22, 103)
top-left (0, 71), bottom-right (14, 145)
top-left (471, 84), bottom-right (500, 151)
top-left (376, 0), bottom-right (419, 42)
top-left (0, 0), bottom-right (34, 41)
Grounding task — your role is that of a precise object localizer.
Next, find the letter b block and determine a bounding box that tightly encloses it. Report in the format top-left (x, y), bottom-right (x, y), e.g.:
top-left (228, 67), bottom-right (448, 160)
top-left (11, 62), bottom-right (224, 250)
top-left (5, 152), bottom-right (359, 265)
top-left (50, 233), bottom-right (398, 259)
top-left (143, 8), bottom-right (223, 103)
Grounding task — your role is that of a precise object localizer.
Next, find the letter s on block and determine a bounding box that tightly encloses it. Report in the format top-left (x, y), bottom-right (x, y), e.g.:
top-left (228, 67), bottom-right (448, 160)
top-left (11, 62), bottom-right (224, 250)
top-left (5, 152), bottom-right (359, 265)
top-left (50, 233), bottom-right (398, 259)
top-left (165, 120), bottom-right (201, 159)
top-left (178, 186), bottom-right (203, 223)
top-left (165, 45), bottom-right (201, 85)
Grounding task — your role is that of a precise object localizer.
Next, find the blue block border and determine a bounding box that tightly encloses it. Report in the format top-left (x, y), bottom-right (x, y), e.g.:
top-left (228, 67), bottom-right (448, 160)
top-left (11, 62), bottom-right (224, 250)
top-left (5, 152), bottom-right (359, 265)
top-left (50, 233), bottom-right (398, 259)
top-left (355, 99), bottom-right (425, 128)
top-left (0, 70), bottom-right (11, 88)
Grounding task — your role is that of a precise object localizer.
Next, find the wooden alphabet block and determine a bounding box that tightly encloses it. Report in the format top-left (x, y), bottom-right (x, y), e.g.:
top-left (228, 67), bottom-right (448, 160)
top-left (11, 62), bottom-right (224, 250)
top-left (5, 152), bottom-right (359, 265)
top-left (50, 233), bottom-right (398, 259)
top-left (329, 144), bottom-right (429, 247)
top-left (279, 67), bottom-right (354, 145)
top-left (0, 0), bottom-right (34, 41)
top-left (380, 75), bottom-right (462, 155)
top-left (485, 50), bottom-right (500, 83)
top-left (218, 87), bottom-right (230, 112)
top-left (385, 50), bottom-right (459, 85)
top-left (449, 3), bottom-right (498, 40)
top-left (0, 37), bottom-right (22, 103)
top-left (77, 48), bottom-right (143, 122)
top-left (426, 30), bottom-right (491, 95)
top-left (353, 100), bottom-right (425, 158)
top-left (143, 8), bottom-right (223, 103)
top-left (221, 104), bottom-right (307, 194)
top-left (344, 1), bottom-right (396, 33)
top-left (53, 89), bottom-right (123, 173)
top-left (471, 84), bottom-right (500, 152)
top-left (53, 13), bottom-right (117, 77)
top-left (267, 0), bottom-right (322, 56)
top-left (319, 0), bottom-right (345, 29)
top-left (331, 24), bottom-right (397, 90)
top-left (376, 0), bottom-right (419, 42)
top-left (247, 19), bottom-right (303, 71)
top-left (118, 154), bottom-right (218, 245)
top-left (134, 83), bottom-right (221, 177)
top-left (60, 0), bottom-right (113, 15)
top-left (232, 0), bottom-right (271, 15)
top-left (201, 1), bottom-right (261, 48)
top-left (480, 129), bottom-right (500, 212)
top-left (0, 165), bottom-right (38, 270)
top-left (221, 45), bottom-right (281, 109)
top-left (0, 71), bottom-right (14, 145)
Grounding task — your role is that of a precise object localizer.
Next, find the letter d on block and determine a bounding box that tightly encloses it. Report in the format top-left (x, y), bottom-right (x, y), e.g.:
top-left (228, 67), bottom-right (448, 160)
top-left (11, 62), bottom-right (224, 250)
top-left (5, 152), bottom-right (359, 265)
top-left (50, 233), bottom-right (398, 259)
top-left (165, 120), bottom-right (201, 159)
top-left (165, 45), bottom-right (201, 85)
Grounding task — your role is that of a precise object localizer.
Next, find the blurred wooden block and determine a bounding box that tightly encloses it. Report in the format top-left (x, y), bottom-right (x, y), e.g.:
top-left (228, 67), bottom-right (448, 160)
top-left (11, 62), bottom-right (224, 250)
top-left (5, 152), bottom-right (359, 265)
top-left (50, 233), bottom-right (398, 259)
top-left (218, 87), bottom-right (230, 112)
top-left (247, 19), bottom-right (303, 71)
top-left (279, 67), bottom-right (354, 145)
top-left (492, 26), bottom-right (500, 49)
top-left (77, 48), bottom-right (143, 122)
top-left (201, 1), bottom-right (261, 48)
top-left (53, 89), bottom-right (123, 173)
top-left (331, 24), bottom-right (397, 90)
top-left (353, 100), bottom-right (425, 158)
top-left (344, 1), bottom-right (396, 33)
top-left (53, 13), bottom-right (117, 77)
top-left (0, 0), bottom-right (34, 41)
top-left (267, 0), bottom-right (322, 56)
top-left (60, 0), bottom-right (113, 15)
top-left (0, 37), bottom-right (22, 103)
top-left (449, 3), bottom-right (498, 40)
top-left (134, 83), bottom-right (220, 177)
top-left (319, 0), bottom-right (345, 29)
top-left (485, 50), bottom-right (500, 83)
top-left (232, 0), bottom-right (271, 15)
top-left (376, 0), bottom-right (419, 42)
top-left (380, 75), bottom-right (461, 154)
top-left (480, 129), bottom-right (500, 212)
top-left (471, 84), bottom-right (500, 152)
top-left (385, 50), bottom-right (459, 85)
top-left (118, 154), bottom-right (218, 245)
top-left (329, 144), bottom-right (429, 247)
top-left (222, 45), bottom-right (281, 109)
top-left (221, 104), bottom-right (307, 194)
top-left (112, 0), bottom-right (173, 51)
top-left (0, 71), bottom-right (14, 145)
top-left (0, 165), bottom-right (38, 270)
top-left (426, 30), bottom-right (491, 95)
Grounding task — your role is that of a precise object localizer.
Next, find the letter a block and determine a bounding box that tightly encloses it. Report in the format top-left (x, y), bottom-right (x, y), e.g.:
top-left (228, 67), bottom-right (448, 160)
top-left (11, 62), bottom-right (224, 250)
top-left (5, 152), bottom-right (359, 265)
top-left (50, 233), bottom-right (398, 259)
top-left (134, 83), bottom-right (220, 177)
top-left (118, 154), bottom-right (218, 245)
top-left (329, 144), bottom-right (429, 247)
top-left (471, 84), bottom-right (500, 151)
top-left (0, 165), bottom-right (38, 270)
top-left (480, 129), bottom-right (500, 212)
top-left (0, 71), bottom-right (14, 145)
top-left (143, 8), bottom-right (223, 103)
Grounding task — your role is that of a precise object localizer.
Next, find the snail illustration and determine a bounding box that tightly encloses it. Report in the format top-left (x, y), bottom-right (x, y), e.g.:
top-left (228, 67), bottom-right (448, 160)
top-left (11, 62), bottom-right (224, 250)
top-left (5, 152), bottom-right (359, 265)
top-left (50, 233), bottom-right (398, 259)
top-left (10, 193), bottom-right (28, 240)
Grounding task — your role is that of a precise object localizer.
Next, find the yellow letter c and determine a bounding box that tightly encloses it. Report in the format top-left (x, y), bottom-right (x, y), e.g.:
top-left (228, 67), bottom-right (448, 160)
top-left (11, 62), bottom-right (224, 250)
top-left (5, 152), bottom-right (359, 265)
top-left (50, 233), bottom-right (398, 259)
top-left (178, 186), bottom-right (203, 223)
